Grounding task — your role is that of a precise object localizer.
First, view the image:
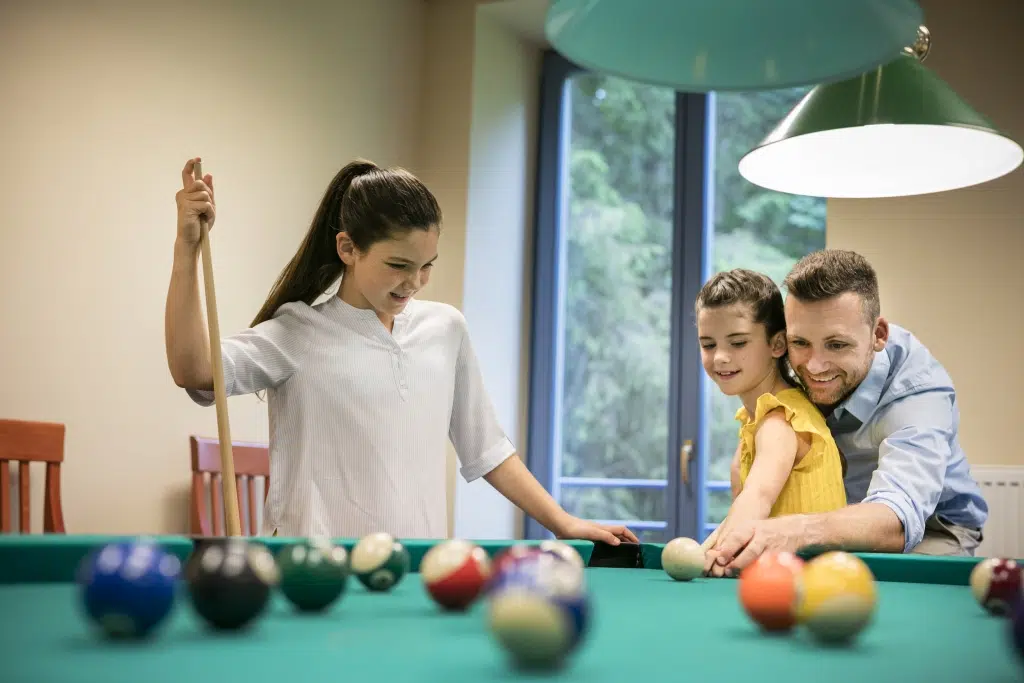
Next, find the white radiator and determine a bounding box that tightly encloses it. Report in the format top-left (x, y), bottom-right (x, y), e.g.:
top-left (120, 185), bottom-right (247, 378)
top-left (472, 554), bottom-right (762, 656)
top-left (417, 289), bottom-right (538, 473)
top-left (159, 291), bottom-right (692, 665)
top-left (972, 465), bottom-right (1023, 559)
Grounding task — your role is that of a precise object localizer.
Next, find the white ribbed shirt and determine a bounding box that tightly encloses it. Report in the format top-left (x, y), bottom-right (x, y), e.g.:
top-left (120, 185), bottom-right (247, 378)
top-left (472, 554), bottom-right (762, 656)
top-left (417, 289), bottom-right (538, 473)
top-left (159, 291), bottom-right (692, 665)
top-left (186, 295), bottom-right (516, 539)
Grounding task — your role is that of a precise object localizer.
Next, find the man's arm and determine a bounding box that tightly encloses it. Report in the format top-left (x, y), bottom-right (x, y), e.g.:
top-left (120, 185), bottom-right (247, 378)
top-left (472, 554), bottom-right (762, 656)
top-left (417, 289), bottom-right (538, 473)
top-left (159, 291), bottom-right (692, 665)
top-left (856, 389), bottom-right (955, 552)
top-left (712, 390), bottom-right (956, 571)
top-left (799, 501), bottom-right (906, 552)
top-left (710, 501), bottom-right (905, 575)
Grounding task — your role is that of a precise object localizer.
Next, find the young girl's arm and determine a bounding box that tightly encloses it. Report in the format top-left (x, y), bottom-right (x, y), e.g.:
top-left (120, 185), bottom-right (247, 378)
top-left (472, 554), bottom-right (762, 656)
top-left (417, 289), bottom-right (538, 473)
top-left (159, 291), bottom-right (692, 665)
top-left (710, 408), bottom-right (806, 551)
top-left (483, 455), bottom-right (639, 545)
top-left (165, 158), bottom-right (308, 398)
top-left (166, 160), bottom-right (215, 390)
top-left (730, 442), bottom-right (743, 499)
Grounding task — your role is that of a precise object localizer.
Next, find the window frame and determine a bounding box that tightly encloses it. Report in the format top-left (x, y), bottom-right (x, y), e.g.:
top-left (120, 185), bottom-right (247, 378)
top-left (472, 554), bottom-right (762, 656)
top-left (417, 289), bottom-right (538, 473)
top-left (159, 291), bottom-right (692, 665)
top-left (523, 49), bottom-right (713, 542)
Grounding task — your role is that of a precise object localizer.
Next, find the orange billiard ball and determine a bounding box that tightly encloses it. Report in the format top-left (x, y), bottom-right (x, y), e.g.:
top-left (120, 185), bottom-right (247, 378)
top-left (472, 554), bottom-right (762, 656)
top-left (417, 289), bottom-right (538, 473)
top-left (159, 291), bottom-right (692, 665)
top-left (738, 551), bottom-right (805, 632)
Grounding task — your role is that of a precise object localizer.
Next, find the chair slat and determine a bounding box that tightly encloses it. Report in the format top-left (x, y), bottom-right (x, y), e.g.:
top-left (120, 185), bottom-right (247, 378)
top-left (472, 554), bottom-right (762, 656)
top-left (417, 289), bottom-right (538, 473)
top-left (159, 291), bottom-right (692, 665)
top-left (18, 462), bottom-right (29, 533)
top-left (189, 436), bottom-right (269, 537)
top-left (248, 476), bottom-right (258, 533)
top-left (211, 473), bottom-right (223, 536)
top-left (0, 461), bottom-right (10, 533)
top-left (0, 419), bottom-right (66, 534)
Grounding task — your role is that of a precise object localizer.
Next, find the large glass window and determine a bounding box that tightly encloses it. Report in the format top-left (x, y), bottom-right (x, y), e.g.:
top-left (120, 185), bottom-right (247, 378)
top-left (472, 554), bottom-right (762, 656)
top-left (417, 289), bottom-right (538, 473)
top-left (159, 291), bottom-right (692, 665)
top-left (526, 52), bottom-right (826, 542)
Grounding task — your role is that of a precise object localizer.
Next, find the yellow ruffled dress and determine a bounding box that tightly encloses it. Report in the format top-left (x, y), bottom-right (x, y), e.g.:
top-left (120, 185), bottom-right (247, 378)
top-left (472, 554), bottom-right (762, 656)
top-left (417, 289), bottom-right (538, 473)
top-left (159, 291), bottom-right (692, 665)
top-left (734, 388), bottom-right (847, 516)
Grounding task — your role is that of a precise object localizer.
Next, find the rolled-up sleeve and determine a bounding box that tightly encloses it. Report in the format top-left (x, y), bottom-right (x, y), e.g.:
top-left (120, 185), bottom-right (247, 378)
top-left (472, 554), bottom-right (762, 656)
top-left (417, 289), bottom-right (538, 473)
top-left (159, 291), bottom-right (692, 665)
top-left (186, 302), bottom-right (315, 406)
top-left (448, 315), bottom-right (516, 482)
top-left (862, 389), bottom-right (955, 552)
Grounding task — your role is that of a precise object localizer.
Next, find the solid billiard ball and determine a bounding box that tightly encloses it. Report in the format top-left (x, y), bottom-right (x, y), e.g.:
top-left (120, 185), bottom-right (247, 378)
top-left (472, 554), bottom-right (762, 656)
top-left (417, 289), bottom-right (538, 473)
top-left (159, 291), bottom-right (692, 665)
top-left (350, 532), bottom-right (410, 592)
top-left (486, 553), bottom-right (590, 671)
top-left (797, 551), bottom-right (876, 644)
top-left (277, 537), bottom-right (349, 612)
top-left (421, 539), bottom-right (492, 611)
top-left (486, 545), bottom-right (543, 592)
top-left (77, 539), bottom-right (181, 639)
top-left (488, 543), bottom-right (586, 596)
top-left (738, 551), bottom-right (804, 632)
top-left (184, 538), bottom-right (279, 630)
top-left (661, 537), bottom-right (705, 581)
top-left (970, 557), bottom-right (1022, 616)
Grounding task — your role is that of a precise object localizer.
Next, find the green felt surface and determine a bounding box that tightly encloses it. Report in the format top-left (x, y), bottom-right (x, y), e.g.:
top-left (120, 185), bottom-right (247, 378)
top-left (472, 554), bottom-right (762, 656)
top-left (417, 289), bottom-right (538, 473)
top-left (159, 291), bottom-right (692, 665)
top-left (2, 537), bottom-right (1021, 682)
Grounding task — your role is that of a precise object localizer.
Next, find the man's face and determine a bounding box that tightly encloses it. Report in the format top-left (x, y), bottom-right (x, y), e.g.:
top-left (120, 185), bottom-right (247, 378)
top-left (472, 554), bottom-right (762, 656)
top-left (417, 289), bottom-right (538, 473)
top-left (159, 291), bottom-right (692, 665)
top-left (784, 292), bottom-right (887, 409)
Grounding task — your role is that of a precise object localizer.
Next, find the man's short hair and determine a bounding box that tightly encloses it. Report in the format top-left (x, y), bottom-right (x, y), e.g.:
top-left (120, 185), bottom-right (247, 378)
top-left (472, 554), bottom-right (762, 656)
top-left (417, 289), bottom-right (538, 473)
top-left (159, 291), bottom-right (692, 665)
top-left (783, 249), bottom-right (881, 323)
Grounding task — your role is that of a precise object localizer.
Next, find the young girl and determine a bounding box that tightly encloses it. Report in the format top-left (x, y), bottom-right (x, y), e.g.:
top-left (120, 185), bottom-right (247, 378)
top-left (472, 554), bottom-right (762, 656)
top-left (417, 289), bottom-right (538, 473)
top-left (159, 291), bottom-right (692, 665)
top-left (695, 269), bottom-right (846, 566)
top-left (167, 157), bottom-right (637, 545)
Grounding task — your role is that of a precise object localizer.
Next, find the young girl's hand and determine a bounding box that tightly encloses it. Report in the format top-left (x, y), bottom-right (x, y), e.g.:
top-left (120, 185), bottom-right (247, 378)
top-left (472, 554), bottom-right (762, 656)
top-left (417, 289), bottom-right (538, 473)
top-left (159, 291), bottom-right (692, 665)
top-left (176, 157), bottom-right (216, 246)
top-left (556, 516), bottom-right (640, 545)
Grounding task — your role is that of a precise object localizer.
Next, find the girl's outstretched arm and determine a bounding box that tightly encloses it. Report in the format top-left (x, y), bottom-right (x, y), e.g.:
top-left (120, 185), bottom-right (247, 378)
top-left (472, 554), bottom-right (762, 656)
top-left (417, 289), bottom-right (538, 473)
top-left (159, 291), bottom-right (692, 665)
top-left (708, 408), bottom-right (805, 552)
top-left (483, 454), bottom-right (640, 545)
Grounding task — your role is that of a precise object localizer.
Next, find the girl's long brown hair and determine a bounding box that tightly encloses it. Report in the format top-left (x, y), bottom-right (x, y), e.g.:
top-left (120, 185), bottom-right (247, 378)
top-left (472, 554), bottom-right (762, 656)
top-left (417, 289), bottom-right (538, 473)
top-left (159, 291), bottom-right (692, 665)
top-left (251, 159), bottom-right (442, 327)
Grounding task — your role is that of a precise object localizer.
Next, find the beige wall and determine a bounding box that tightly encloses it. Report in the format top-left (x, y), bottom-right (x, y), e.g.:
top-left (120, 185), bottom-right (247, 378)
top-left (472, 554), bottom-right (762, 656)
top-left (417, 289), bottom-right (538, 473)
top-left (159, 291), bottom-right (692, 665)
top-left (2, 0), bottom-right (1019, 535)
top-left (415, 0), bottom-right (542, 539)
top-left (826, 0), bottom-right (1024, 467)
top-left (0, 0), bottom-right (427, 534)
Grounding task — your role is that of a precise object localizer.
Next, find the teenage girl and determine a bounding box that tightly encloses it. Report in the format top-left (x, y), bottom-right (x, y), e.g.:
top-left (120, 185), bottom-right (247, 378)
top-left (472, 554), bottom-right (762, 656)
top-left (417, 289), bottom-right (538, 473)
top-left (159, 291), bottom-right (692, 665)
top-left (694, 269), bottom-right (846, 569)
top-left (166, 157), bottom-right (638, 545)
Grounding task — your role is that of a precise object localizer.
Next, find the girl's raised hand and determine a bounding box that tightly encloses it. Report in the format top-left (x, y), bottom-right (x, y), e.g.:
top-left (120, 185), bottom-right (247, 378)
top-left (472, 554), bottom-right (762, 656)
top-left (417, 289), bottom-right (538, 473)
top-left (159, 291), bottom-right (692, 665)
top-left (176, 157), bottom-right (216, 245)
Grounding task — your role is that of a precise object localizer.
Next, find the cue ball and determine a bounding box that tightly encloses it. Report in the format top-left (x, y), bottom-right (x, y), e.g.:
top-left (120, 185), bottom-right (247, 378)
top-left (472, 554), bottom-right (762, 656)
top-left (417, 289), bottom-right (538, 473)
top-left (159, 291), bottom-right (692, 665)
top-left (185, 538), bottom-right (280, 630)
top-left (77, 539), bottom-right (181, 639)
top-left (661, 537), bottom-right (705, 581)
top-left (738, 551), bottom-right (804, 632)
top-left (350, 532), bottom-right (410, 592)
top-left (278, 537), bottom-right (349, 612)
top-left (798, 551), bottom-right (876, 644)
top-left (970, 557), bottom-right (1023, 616)
top-left (487, 553), bottom-right (590, 670)
top-left (421, 539), bottom-right (492, 610)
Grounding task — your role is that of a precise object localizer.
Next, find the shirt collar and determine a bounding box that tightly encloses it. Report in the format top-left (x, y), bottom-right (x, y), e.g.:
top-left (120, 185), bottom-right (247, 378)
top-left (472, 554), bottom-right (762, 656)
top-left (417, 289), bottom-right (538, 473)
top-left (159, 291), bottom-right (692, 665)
top-left (833, 348), bottom-right (890, 423)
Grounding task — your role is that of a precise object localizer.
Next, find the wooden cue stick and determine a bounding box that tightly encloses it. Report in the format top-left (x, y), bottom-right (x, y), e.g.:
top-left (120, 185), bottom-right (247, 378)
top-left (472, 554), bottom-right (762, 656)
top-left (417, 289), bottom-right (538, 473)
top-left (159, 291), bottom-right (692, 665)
top-left (193, 160), bottom-right (242, 537)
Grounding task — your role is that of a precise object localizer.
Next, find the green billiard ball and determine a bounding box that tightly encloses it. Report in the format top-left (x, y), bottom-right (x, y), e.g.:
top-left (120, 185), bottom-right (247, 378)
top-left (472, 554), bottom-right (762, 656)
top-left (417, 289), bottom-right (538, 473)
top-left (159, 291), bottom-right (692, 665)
top-left (350, 532), bottom-right (410, 592)
top-left (277, 538), bottom-right (349, 612)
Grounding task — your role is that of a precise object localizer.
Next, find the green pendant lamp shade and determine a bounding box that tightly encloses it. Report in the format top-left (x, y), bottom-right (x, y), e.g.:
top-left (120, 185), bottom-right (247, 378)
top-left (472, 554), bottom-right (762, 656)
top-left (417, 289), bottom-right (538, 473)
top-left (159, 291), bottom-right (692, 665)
top-left (544, 0), bottom-right (924, 92)
top-left (738, 29), bottom-right (1024, 198)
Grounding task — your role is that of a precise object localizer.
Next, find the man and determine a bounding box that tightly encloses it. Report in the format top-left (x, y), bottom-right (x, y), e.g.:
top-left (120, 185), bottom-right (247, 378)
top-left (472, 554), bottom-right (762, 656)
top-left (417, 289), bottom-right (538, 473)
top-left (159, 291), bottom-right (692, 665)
top-left (710, 249), bottom-right (987, 574)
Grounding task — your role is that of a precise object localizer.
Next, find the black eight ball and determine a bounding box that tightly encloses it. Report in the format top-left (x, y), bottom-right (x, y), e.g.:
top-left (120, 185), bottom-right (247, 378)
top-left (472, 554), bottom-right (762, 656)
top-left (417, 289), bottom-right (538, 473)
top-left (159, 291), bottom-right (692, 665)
top-left (185, 538), bottom-right (280, 630)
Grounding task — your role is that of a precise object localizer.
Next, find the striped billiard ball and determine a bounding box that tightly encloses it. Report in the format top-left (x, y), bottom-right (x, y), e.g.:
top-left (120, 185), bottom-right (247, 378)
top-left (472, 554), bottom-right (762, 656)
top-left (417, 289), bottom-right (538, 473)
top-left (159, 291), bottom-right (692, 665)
top-left (421, 539), bottom-right (491, 610)
top-left (971, 557), bottom-right (1023, 616)
top-left (77, 539), bottom-right (181, 639)
top-left (487, 553), bottom-right (590, 670)
top-left (350, 532), bottom-right (410, 592)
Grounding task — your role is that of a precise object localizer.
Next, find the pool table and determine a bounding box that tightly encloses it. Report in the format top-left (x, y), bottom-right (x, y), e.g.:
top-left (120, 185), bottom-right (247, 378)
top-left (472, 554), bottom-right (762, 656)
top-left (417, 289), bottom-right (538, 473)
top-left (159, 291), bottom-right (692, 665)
top-left (1, 534), bottom-right (1020, 682)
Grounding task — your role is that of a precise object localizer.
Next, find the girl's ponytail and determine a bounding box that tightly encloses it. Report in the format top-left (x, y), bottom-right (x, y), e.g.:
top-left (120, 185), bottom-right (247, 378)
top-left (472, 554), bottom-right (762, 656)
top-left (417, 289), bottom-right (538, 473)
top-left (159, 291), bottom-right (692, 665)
top-left (250, 160), bottom-right (378, 327)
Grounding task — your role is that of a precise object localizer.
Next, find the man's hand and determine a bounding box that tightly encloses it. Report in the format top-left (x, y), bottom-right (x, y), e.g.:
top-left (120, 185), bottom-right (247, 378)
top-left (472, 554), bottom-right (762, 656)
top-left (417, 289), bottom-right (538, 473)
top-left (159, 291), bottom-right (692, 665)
top-left (705, 502), bottom-right (905, 576)
top-left (706, 514), bottom-right (814, 576)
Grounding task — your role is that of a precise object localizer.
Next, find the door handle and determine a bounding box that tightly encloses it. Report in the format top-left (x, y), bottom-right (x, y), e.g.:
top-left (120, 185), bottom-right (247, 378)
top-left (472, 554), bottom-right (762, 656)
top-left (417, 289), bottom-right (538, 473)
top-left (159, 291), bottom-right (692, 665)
top-left (680, 439), bottom-right (694, 484)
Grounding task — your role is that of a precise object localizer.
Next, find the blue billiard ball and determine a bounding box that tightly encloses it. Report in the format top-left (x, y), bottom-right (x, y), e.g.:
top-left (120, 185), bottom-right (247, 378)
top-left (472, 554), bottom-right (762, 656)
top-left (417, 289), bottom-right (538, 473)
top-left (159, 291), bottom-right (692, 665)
top-left (77, 540), bottom-right (181, 639)
top-left (486, 553), bottom-right (590, 671)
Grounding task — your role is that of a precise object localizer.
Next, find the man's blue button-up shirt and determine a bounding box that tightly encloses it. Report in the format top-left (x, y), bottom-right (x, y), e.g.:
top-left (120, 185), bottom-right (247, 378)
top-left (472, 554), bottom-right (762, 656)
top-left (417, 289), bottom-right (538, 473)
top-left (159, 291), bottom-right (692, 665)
top-left (826, 324), bottom-right (988, 552)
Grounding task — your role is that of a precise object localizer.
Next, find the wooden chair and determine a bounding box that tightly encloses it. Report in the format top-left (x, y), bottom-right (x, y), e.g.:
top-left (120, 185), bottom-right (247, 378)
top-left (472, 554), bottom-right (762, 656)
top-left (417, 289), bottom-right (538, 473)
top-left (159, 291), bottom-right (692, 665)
top-left (190, 435), bottom-right (269, 536)
top-left (0, 418), bottom-right (66, 533)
